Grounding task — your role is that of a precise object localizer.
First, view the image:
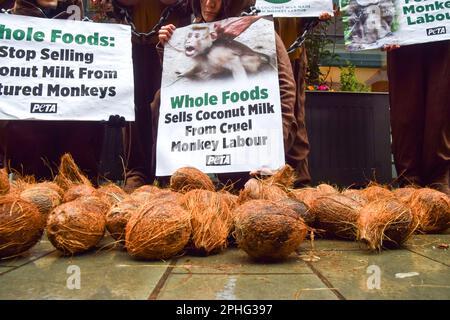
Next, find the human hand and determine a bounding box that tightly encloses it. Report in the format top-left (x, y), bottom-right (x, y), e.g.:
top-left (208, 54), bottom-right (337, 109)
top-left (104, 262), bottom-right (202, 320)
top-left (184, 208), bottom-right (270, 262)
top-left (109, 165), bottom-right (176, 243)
top-left (249, 168), bottom-right (276, 178)
top-left (214, 16), bottom-right (261, 40)
top-left (158, 24), bottom-right (176, 46)
top-left (107, 115), bottom-right (126, 128)
top-left (319, 12), bottom-right (332, 21)
top-left (382, 44), bottom-right (400, 52)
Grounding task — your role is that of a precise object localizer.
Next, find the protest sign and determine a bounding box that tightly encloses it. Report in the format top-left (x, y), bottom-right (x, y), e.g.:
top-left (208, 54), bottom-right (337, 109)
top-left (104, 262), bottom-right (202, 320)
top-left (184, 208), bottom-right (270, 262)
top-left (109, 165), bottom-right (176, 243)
top-left (341, 0), bottom-right (450, 51)
top-left (0, 13), bottom-right (134, 120)
top-left (255, 0), bottom-right (333, 17)
top-left (156, 17), bottom-right (285, 176)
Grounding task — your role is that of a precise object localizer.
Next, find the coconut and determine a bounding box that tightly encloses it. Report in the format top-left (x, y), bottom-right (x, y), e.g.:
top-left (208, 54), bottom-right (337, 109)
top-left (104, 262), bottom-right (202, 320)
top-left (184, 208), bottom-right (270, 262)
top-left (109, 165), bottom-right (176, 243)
top-left (133, 185), bottom-right (162, 195)
top-left (55, 153), bottom-right (92, 191)
top-left (77, 196), bottom-right (110, 216)
top-left (147, 189), bottom-right (181, 203)
top-left (342, 189), bottom-right (369, 206)
top-left (362, 185), bottom-right (393, 202)
top-left (219, 190), bottom-right (239, 211)
top-left (317, 183), bottom-right (338, 194)
top-left (63, 184), bottom-right (97, 203)
top-left (46, 197), bottom-right (106, 255)
top-left (357, 198), bottom-right (417, 251)
top-left (19, 183), bottom-right (62, 219)
top-left (289, 188), bottom-right (320, 208)
top-left (125, 199), bottom-right (191, 260)
top-left (97, 183), bottom-right (127, 206)
top-left (234, 200), bottom-right (308, 261)
top-left (181, 189), bottom-right (233, 255)
top-left (409, 188), bottom-right (450, 233)
top-left (0, 168), bottom-right (10, 195)
top-left (393, 187), bottom-right (417, 203)
top-left (238, 178), bottom-right (289, 203)
top-left (309, 194), bottom-right (363, 239)
top-left (0, 195), bottom-right (44, 258)
top-left (106, 197), bottom-right (140, 241)
top-left (170, 167), bottom-right (215, 193)
top-left (266, 164), bottom-right (296, 188)
top-left (276, 198), bottom-right (315, 226)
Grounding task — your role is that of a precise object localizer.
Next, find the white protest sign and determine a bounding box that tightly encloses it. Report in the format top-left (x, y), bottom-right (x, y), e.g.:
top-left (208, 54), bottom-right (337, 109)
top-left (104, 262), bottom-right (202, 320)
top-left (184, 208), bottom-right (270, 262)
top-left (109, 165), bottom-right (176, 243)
top-left (0, 13), bottom-right (134, 121)
top-left (341, 0), bottom-right (450, 51)
top-left (256, 0), bottom-right (334, 17)
top-left (156, 17), bottom-right (285, 176)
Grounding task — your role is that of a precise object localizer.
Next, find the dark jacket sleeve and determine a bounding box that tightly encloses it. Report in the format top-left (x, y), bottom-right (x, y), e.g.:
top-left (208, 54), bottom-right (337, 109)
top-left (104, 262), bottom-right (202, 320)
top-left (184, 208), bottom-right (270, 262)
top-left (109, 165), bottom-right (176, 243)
top-left (275, 33), bottom-right (297, 152)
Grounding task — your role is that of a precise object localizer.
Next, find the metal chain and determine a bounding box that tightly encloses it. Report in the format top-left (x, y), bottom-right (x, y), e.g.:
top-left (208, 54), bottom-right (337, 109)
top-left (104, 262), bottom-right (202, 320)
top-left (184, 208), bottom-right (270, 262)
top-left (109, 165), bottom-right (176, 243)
top-left (286, 18), bottom-right (319, 54)
top-left (112, 0), bottom-right (185, 39)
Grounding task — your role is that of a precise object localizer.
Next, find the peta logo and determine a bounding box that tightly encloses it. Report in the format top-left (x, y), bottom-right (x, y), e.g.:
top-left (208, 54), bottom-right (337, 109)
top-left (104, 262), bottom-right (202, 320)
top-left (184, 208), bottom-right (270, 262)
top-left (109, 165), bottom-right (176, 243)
top-left (427, 26), bottom-right (446, 36)
top-left (206, 154), bottom-right (231, 166)
top-left (30, 103), bottom-right (57, 113)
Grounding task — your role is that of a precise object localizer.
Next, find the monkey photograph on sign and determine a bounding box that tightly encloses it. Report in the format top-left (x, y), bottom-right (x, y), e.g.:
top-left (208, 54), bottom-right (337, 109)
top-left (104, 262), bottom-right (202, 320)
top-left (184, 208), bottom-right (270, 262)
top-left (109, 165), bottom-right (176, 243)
top-left (162, 16), bottom-right (277, 87)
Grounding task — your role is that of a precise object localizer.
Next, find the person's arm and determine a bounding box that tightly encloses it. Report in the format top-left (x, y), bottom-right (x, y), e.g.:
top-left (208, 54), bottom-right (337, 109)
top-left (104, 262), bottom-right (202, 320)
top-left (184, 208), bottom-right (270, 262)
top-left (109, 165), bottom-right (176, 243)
top-left (214, 16), bottom-right (261, 40)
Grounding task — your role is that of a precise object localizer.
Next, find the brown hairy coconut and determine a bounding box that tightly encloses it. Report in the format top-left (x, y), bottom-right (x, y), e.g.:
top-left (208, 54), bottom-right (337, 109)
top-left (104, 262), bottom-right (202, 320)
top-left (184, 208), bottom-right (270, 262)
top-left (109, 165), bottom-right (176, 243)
top-left (317, 183), bottom-right (338, 194)
top-left (357, 198), bottom-right (418, 251)
top-left (55, 153), bottom-right (92, 191)
top-left (63, 184), bottom-right (97, 203)
top-left (238, 178), bottom-right (289, 203)
top-left (0, 195), bottom-right (44, 258)
top-left (342, 189), bottom-right (369, 206)
top-left (181, 189), bottom-right (233, 255)
top-left (362, 185), bottom-right (393, 202)
top-left (289, 188), bottom-right (320, 208)
top-left (409, 188), bottom-right (450, 233)
top-left (146, 189), bottom-right (181, 203)
top-left (133, 185), bottom-right (162, 195)
top-left (125, 199), bottom-right (191, 260)
top-left (219, 190), bottom-right (238, 211)
top-left (46, 197), bottom-right (106, 255)
top-left (393, 187), bottom-right (418, 203)
top-left (276, 198), bottom-right (315, 226)
top-left (20, 183), bottom-right (62, 219)
top-left (170, 167), bottom-right (215, 193)
top-left (97, 183), bottom-right (127, 206)
top-left (266, 165), bottom-right (296, 188)
top-left (309, 194), bottom-right (363, 239)
top-left (0, 168), bottom-right (10, 195)
top-left (106, 197), bottom-right (140, 241)
top-left (77, 196), bottom-right (110, 216)
top-left (234, 200), bottom-right (308, 261)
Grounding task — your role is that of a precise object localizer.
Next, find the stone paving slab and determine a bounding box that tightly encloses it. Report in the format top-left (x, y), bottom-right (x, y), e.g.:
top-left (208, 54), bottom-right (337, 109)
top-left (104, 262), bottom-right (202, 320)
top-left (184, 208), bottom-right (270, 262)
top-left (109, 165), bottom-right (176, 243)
top-left (157, 274), bottom-right (338, 300)
top-left (0, 249), bottom-right (169, 300)
top-left (173, 249), bottom-right (312, 274)
top-left (306, 248), bottom-right (450, 300)
top-left (0, 239), bottom-right (55, 268)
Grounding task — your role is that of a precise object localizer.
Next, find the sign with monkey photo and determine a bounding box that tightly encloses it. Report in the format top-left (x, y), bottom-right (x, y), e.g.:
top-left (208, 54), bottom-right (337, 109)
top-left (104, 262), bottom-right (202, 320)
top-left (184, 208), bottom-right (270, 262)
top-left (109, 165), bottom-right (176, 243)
top-left (341, 0), bottom-right (450, 51)
top-left (255, 0), bottom-right (334, 17)
top-left (156, 16), bottom-right (285, 176)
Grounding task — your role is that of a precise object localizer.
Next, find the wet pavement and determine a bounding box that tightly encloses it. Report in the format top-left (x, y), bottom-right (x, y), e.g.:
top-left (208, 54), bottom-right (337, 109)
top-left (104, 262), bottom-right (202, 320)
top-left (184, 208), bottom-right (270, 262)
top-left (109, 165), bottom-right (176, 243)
top-left (1, 230), bottom-right (449, 300)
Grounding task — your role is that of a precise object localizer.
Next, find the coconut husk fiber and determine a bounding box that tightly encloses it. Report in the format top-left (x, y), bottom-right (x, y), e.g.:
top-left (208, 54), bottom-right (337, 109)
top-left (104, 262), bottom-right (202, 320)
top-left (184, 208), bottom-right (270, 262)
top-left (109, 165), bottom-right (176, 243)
top-left (309, 194), bottom-right (363, 240)
top-left (146, 189), bottom-right (182, 203)
top-left (342, 189), bottom-right (369, 206)
top-left (393, 187), bottom-right (418, 204)
top-left (408, 188), bottom-right (450, 233)
top-left (219, 190), bottom-right (239, 211)
top-left (238, 178), bottom-right (289, 204)
top-left (317, 183), bottom-right (339, 194)
top-left (233, 200), bottom-right (308, 261)
top-left (106, 197), bottom-right (140, 241)
top-left (0, 194), bottom-right (44, 259)
top-left (289, 188), bottom-right (321, 208)
top-left (97, 183), bottom-right (127, 207)
top-left (77, 196), bottom-right (110, 216)
top-left (55, 153), bottom-right (92, 191)
top-left (46, 197), bottom-right (106, 255)
top-left (0, 168), bottom-right (10, 195)
top-left (357, 198), bottom-right (418, 251)
top-left (20, 183), bottom-right (62, 219)
top-left (266, 164), bottom-right (297, 189)
top-left (170, 167), bottom-right (215, 193)
top-left (133, 185), bottom-right (162, 195)
top-left (275, 198), bottom-right (315, 226)
top-left (181, 189), bottom-right (233, 255)
top-left (362, 185), bottom-right (393, 202)
top-left (125, 199), bottom-right (191, 260)
top-left (63, 184), bottom-right (97, 203)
